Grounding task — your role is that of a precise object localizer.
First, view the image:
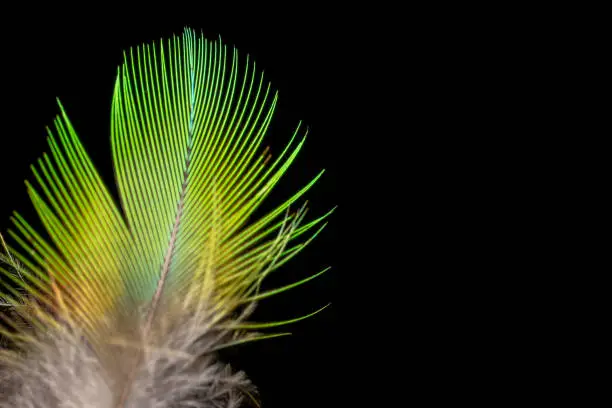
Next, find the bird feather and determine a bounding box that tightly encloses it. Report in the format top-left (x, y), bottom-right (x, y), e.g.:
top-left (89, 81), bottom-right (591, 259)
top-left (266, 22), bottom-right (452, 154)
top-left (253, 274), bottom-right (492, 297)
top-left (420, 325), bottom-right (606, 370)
top-left (0, 27), bottom-right (333, 407)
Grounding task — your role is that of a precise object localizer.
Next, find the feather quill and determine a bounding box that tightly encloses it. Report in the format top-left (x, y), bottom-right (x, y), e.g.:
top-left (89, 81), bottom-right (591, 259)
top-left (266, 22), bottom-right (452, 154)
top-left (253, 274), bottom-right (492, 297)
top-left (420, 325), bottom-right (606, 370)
top-left (0, 28), bottom-right (333, 407)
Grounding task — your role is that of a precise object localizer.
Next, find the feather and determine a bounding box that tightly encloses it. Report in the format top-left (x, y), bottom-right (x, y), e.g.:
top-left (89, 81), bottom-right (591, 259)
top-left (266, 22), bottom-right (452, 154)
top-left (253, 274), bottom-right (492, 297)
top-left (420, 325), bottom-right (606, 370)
top-left (0, 27), bottom-right (333, 407)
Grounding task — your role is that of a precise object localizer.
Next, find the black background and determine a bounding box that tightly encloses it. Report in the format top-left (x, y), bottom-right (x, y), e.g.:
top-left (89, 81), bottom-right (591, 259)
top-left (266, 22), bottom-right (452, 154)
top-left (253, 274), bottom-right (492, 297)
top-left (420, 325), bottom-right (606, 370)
top-left (0, 16), bottom-right (352, 408)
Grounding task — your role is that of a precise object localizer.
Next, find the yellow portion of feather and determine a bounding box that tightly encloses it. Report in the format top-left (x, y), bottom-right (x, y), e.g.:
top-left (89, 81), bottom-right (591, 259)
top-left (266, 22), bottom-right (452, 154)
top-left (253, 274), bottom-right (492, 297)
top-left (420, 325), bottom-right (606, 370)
top-left (0, 29), bottom-right (332, 349)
